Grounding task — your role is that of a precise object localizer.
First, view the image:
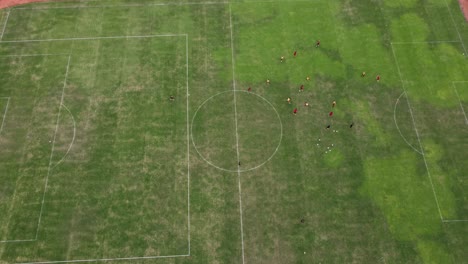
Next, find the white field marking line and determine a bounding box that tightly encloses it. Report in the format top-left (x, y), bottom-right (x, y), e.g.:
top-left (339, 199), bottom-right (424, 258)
top-left (11, 0), bottom-right (323, 10)
top-left (34, 55), bottom-right (71, 240)
top-left (8, 37), bottom-right (192, 263)
top-left (0, 58), bottom-right (72, 243)
top-left (0, 55), bottom-right (69, 242)
top-left (452, 82), bottom-right (468, 125)
top-left (443, 0), bottom-right (467, 56)
top-left (0, 9), bottom-right (10, 41)
top-left (185, 34), bottom-right (191, 255)
top-left (393, 92), bottom-right (424, 155)
top-left (13, 1), bottom-right (229, 10)
top-left (0, 11), bottom-right (4, 33)
top-left (0, 34), bottom-right (186, 43)
top-left (229, 5), bottom-right (245, 264)
top-left (237, 92), bottom-right (282, 172)
top-left (18, 254), bottom-right (190, 264)
top-left (391, 44), bottom-right (444, 221)
top-left (391, 40), bottom-right (460, 44)
top-left (51, 103), bottom-right (76, 170)
top-left (190, 90), bottom-right (282, 173)
top-left (22, 35), bottom-right (192, 262)
top-left (442, 219), bottom-right (468, 223)
top-left (0, 239), bottom-right (35, 243)
top-left (0, 53), bottom-right (69, 57)
top-left (0, 97), bottom-right (10, 136)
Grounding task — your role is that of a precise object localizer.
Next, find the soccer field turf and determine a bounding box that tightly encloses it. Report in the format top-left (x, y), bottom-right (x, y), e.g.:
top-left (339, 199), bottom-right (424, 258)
top-left (0, 0), bottom-right (467, 263)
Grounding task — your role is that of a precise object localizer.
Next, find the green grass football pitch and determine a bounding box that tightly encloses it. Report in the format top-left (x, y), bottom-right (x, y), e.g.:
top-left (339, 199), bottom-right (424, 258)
top-left (0, 0), bottom-right (467, 263)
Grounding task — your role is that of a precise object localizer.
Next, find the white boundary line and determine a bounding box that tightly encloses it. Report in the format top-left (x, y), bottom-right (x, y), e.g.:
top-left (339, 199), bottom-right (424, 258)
top-left (17, 254), bottom-right (190, 264)
top-left (51, 103), bottom-right (76, 169)
top-left (443, 0), bottom-right (467, 56)
top-left (34, 55), bottom-right (71, 240)
top-left (13, 1), bottom-right (229, 10)
top-left (0, 9), bottom-right (10, 41)
top-left (229, 5), bottom-right (245, 264)
top-left (0, 97), bottom-right (10, 135)
top-left (451, 81), bottom-right (468, 125)
top-left (393, 92), bottom-right (423, 155)
top-left (11, 0), bottom-right (323, 10)
top-left (391, 43), bottom-right (444, 221)
top-left (185, 34), bottom-right (191, 255)
top-left (0, 34), bottom-right (186, 43)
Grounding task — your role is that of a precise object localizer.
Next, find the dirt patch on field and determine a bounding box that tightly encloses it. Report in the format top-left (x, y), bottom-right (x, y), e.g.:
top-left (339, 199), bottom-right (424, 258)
top-left (460, 0), bottom-right (468, 22)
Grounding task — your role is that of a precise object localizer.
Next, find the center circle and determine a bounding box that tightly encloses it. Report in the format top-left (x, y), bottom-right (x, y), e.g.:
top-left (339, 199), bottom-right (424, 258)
top-left (191, 90), bottom-right (282, 172)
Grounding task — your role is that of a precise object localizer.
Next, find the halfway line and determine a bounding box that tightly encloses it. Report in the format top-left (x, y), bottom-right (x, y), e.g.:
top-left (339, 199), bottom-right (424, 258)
top-left (229, 5), bottom-right (246, 264)
top-left (185, 34), bottom-right (191, 255)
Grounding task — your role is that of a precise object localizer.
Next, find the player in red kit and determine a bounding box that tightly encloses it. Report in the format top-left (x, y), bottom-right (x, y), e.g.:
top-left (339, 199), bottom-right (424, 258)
top-left (248, 87), bottom-right (251, 92)
top-left (316, 40), bottom-right (320, 47)
top-left (329, 111), bottom-right (333, 117)
top-left (293, 51), bottom-right (297, 57)
top-left (376, 75), bottom-right (380, 82)
top-left (299, 84), bottom-right (304, 92)
top-left (293, 108), bottom-right (298, 115)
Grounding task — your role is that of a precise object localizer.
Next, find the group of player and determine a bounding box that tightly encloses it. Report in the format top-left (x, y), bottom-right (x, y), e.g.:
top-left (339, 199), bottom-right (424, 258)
top-left (246, 40), bottom-right (381, 129)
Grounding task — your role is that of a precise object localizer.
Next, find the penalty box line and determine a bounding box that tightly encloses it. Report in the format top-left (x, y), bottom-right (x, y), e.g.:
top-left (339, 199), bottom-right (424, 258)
top-left (391, 43), bottom-right (468, 222)
top-left (442, 0), bottom-right (467, 57)
top-left (0, 34), bottom-right (186, 43)
top-left (452, 81), bottom-right (468, 125)
top-left (391, 40), bottom-right (460, 45)
top-left (390, 43), bottom-right (444, 221)
top-left (1, 35), bottom-right (192, 262)
top-left (34, 55), bottom-right (72, 241)
top-left (0, 8), bottom-right (10, 41)
top-left (0, 54), bottom-right (70, 244)
top-left (0, 53), bottom-right (69, 57)
top-left (0, 97), bottom-right (10, 136)
top-left (17, 254), bottom-right (190, 264)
